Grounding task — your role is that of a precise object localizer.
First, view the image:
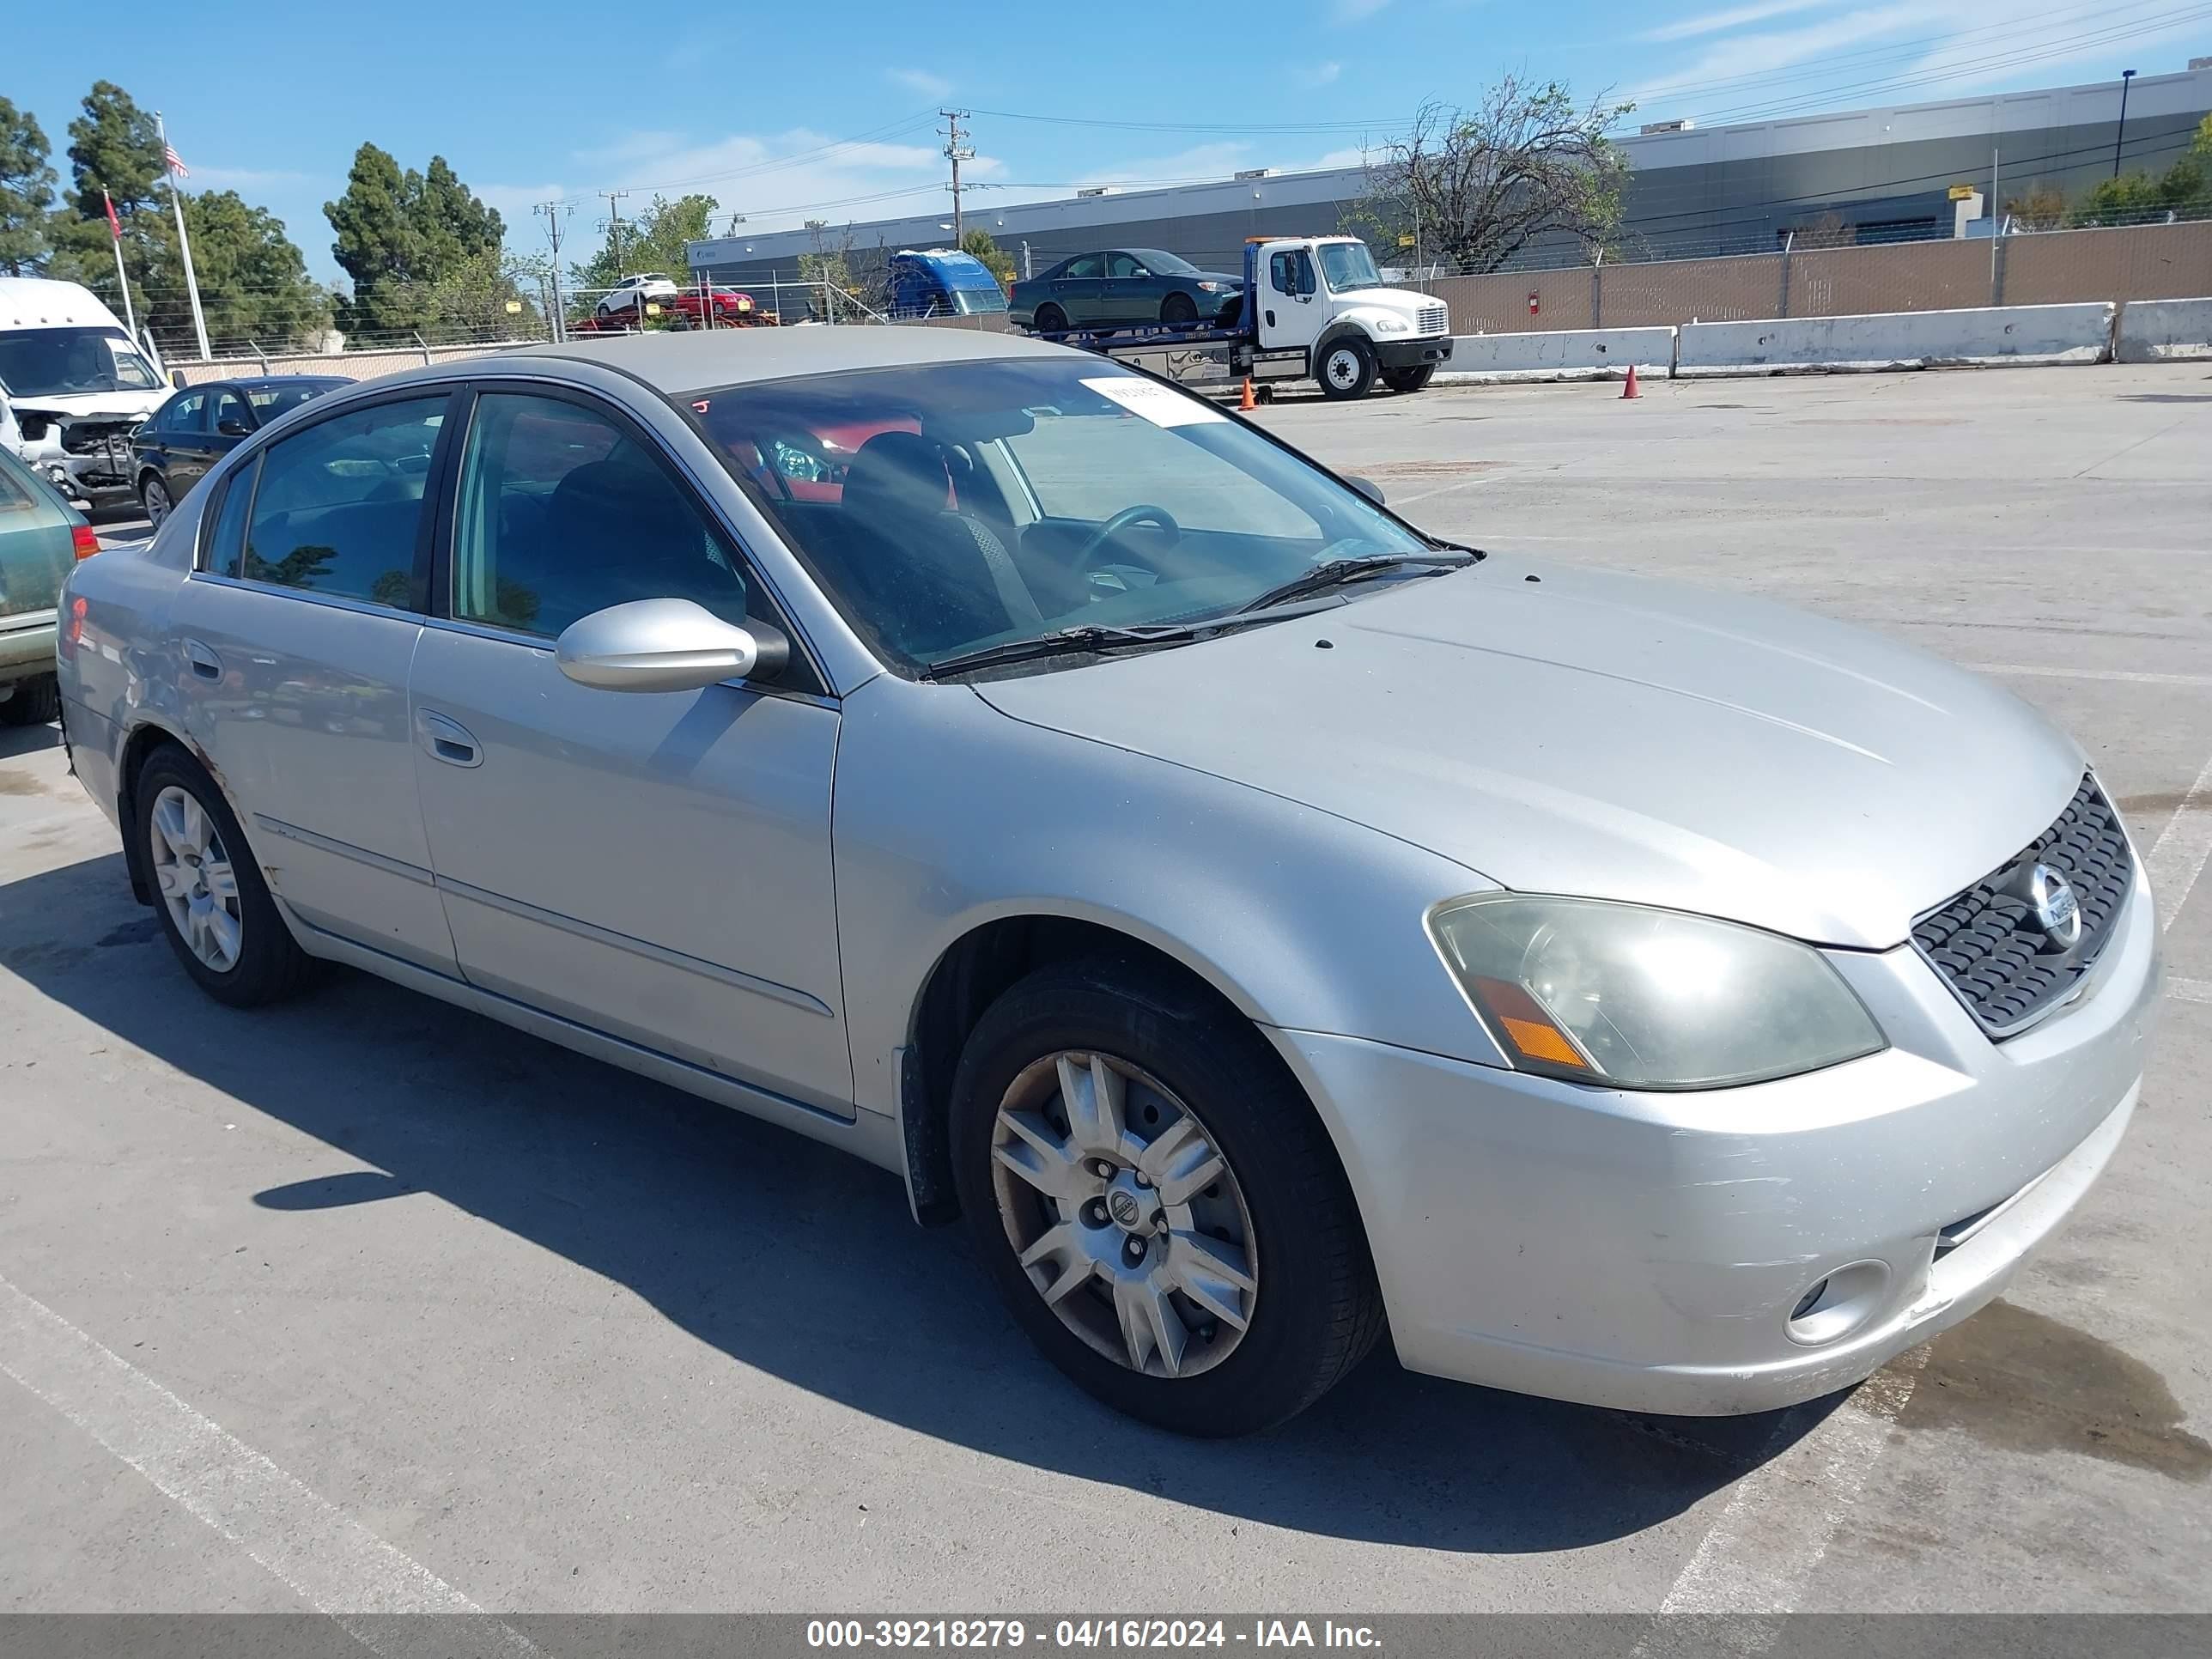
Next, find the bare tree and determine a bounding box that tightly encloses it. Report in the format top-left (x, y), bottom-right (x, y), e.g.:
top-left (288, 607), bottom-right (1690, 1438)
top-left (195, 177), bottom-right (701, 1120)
top-left (1352, 79), bottom-right (1633, 275)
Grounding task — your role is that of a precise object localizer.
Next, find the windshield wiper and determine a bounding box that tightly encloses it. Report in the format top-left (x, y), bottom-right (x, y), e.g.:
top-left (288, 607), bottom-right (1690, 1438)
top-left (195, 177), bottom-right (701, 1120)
top-left (920, 623), bottom-right (1203, 681)
top-left (1235, 551), bottom-right (1473, 615)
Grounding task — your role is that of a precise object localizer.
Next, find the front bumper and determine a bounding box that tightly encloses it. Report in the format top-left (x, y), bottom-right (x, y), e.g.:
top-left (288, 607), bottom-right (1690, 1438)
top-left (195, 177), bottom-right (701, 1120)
top-left (1271, 857), bottom-right (2159, 1415)
top-left (1375, 336), bottom-right (1454, 369)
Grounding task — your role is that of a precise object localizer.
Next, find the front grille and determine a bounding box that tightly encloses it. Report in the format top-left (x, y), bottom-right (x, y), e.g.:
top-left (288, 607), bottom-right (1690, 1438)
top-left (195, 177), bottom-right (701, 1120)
top-left (1417, 304), bottom-right (1449, 336)
top-left (1911, 773), bottom-right (2132, 1038)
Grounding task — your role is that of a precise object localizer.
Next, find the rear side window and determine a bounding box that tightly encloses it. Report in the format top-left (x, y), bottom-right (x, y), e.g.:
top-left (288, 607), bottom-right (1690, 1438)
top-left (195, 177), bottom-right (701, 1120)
top-left (162, 392), bottom-right (207, 433)
top-left (1061, 255), bottom-right (1102, 280)
top-left (242, 397), bottom-right (446, 607)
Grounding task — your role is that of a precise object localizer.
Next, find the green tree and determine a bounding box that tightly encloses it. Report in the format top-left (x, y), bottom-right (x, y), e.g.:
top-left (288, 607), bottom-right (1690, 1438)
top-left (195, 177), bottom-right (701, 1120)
top-left (959, 228), bottom-right (1014, 289)
top-left (0, 98), bottom-right (57, 275)
top-left (325, 144), bottom-right (513, 339)
top-left (183, 190), bottom-right (331, 350)
top-left (1349, 78), bottom-right (1635, 273)
top-left (2070, 114), bottom-right (2212, 227)
top-left (64, 81), bottom-right (161, 220)
top-left (46, 82), bottom-right (173, 345)
top-left (570, 192), bottom-right (718, 295)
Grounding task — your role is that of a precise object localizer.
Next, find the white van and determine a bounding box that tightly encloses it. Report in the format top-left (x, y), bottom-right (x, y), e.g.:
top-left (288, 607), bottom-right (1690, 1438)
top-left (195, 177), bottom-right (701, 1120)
top-left (0, 277), bottom-right (170, 509)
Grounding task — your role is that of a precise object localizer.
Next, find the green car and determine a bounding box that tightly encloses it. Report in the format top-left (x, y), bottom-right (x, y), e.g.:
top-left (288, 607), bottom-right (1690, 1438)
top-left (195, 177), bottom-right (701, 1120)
top-left (0, 443), bottom-right (96, 727)
top-left (1010, 248), bottom-right (1244, 332)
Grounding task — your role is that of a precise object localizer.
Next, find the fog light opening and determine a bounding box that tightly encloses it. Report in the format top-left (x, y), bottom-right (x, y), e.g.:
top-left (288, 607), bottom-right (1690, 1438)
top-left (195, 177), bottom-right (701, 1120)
top-left (1784, 1260), bottom-right (1892, 1347)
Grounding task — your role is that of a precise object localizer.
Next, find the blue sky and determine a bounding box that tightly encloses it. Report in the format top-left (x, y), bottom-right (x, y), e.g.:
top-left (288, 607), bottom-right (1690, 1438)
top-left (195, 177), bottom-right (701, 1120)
top-left (9, 0), bottom-right (2204, 284)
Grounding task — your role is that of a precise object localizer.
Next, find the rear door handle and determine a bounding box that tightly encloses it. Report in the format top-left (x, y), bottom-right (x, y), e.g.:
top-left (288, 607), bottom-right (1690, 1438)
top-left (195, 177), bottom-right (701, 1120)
top-left (183, 638), bottom-right (222, 679)
top-left (416, 708), bottom-right (483, 769)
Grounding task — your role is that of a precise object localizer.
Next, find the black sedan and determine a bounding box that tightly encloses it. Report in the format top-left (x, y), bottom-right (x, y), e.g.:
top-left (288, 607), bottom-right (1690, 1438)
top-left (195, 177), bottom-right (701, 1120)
top-left (1010, 249), bottom-right (1243, 333)
top-left (133, 376), bottom-right (351, 526)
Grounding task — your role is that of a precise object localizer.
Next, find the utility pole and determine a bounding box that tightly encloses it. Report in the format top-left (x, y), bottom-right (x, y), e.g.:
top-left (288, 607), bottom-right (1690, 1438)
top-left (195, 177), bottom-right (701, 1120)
top-left (940, 109), bottom-right (973, 247)
top-left (599, 189), bottom-right (632, 280)
top-left (2112, 70), bottom-right (2137, 178)
top-left (534, 201), bottom-right (572, 341)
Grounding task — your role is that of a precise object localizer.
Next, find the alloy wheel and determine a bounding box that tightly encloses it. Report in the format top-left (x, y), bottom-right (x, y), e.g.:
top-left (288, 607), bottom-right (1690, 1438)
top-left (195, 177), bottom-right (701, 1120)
top-left (149, 784), bottom-right (244, 972)
top-left (143, 477), bottom-right (171, 528)
top-left (989, 1050), bottom-right (1259, 1379)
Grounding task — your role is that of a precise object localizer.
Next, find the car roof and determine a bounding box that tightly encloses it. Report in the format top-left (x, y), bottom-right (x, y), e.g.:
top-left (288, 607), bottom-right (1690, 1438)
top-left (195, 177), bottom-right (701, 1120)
top-left (485, 325), bottom-right (1064, 395)
top-left (179, 375), bottom-right (349, 395)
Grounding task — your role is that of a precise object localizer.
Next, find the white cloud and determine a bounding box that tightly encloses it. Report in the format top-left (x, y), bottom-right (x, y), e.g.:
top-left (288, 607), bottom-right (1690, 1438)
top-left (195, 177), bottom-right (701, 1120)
top-left (886, 67), bottom-right (952, 100)
top-left (1626, 5), bottom-right (1917, 110)
top-left (1638, 0), bottom-right (1829, 44)
top-left (1298, 60), bottom-right (1344, 87)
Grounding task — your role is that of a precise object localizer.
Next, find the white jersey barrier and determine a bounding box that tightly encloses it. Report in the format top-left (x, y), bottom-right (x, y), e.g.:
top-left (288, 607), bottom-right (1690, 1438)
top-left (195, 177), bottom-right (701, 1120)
top-left (2114, 296), bottom-right (2212, 362)
top-left (1674, 303), bottom-right (2114, 375)
top-left (1437, 327), bottom-right (1678, 383)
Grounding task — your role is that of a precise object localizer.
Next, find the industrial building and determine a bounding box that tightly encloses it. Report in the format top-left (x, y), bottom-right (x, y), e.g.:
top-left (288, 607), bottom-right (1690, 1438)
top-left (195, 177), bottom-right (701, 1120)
top-left (685, 63), bottom-right (2212, 295)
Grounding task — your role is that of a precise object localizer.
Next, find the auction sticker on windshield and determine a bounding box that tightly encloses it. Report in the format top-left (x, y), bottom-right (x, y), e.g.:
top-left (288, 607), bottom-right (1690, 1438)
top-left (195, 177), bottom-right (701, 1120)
top-left (1083, 376), bottom-right (1228, 427)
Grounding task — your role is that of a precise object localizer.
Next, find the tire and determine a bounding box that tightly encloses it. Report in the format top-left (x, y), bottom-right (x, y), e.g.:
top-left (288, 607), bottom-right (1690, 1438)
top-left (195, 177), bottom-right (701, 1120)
top-left (1316, 336), bottom-right (1377, 401)
top-left (1034, 303), bottom-right (1069, 334)
top-left (950, 958), bottom-right (1383, 1437)
top-left (0, 674), bottom-right (60, 726)
top-left (134, 744), bottom-right (318, 1007)
top-left (141, 473), bottom-right (173, 529)
top-left (1382, 365), bottom-right (1435, 394)
top-left (1160, 292), bottom-right (1198, 325)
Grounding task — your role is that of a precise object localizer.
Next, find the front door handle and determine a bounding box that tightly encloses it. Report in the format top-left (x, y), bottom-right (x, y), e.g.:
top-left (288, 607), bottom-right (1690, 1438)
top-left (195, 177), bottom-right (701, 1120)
top-left (416, 708), bottom-right (483, 769)
top-left (183, 638), bottom-right (222, 680)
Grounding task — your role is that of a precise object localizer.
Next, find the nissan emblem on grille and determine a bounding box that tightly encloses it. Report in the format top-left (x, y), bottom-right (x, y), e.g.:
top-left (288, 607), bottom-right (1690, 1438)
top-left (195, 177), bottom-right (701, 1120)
top-left (2027, 863), bottom-right (2082, 950)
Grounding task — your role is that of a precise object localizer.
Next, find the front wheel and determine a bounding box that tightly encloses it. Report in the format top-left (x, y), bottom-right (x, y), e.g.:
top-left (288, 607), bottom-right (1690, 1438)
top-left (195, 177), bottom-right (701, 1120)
top-left (1317, 337), bottom-right (1377, 400)
top-left (1382, 365), bottom-right (1436, 394)
top-left (1160, 292), bottom-right (1198, 325)
top-left (950, 960), bottom-right (1383, 1436)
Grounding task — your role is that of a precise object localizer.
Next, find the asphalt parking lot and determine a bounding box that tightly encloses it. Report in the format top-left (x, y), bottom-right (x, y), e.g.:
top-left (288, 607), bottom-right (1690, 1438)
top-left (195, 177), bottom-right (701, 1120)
top-left (2, 363), bottom-right (2207, 1622)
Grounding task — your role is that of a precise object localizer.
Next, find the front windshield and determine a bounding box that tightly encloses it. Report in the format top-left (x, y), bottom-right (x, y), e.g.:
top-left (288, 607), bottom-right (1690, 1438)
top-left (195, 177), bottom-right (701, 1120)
top-left (951, 286), bottom-right (1009, 314)
top-left (1133, 250), bottom-right (1200, 276)
top-left (691, 356), bottom-right (1431, 675)
top-left (1317, 242), bottom-right (1385, 293)
top-left (0, 327), bottom-right (161, 398)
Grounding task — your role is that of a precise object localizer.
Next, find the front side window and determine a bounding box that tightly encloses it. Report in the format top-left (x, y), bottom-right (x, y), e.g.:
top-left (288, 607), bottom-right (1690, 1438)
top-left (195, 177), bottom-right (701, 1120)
top-left (451, 392), bottom-right (766, 641)
top-left (1106, 253), bottom-right (1144, 279)
top-left (242, 395), bottom-right (446, 606)
top-left (162, 392), bottom-right (207, 434)
top-left (213, 390), bottom-right (253, 434)
top-left (690, 358), bottom-right (1431, 674)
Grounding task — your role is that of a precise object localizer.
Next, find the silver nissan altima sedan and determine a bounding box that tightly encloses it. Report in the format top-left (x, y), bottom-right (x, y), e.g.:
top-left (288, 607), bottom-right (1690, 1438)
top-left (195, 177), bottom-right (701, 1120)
top-left (55, 328), bottom-right (2159, 1437)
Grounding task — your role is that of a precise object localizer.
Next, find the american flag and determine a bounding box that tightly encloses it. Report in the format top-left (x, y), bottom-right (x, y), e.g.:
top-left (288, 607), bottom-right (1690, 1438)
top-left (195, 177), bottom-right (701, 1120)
top-left (163, 144), bottom-right (188, 177)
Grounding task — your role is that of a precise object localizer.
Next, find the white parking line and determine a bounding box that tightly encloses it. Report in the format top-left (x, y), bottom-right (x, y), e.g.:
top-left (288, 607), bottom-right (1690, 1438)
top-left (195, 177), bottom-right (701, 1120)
top-left (2144, 753), bottom-right (2212, 935)
top-left (1963, 663), bottom-right (2212, 689)
top-left (2171, 976), bottom-right (2212, 1005)
top-left (1634, 1352), bottom-right (1924, 1651)
top-left (0, 1272), bottom-right (533, 1656)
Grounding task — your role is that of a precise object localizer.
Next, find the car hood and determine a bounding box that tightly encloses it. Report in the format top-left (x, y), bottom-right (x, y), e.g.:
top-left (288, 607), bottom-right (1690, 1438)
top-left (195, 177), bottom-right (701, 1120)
top-left (971, 560), bottom-right (2085, 949)
top-left (12, 392), bottom-right (162, 422)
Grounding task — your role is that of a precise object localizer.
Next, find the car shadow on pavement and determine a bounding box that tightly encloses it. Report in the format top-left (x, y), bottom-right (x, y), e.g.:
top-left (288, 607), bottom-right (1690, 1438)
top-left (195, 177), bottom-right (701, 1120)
top-left (0, 849), bottom-right (1837, 1555)
top-left (0, 720), bottom-right (61, 761)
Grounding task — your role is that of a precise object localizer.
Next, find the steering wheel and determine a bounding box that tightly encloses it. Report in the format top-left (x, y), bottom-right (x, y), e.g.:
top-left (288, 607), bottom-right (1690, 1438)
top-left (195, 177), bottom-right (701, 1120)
top-left (1073, 503), bottom-right (1182, 570)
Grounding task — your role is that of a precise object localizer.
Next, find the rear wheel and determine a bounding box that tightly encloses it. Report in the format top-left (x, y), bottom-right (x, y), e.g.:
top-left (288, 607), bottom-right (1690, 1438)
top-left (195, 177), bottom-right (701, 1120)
top-left (0, 675), bottom-right (60, 726)
top-left (1382, 365), bottom-right (1435, 394)
top-left (950, 959), bottom-right (1383, 1436)
top-left (1317, 336), bottom-right (1377, 400)
top-left (1160, 292), bottom-right (1198, 325)
top-left (1034, 303), bottom-right (1069, 334)
top-left (141, 473), bottom-right (173, 529)
top-left (135, 744), bottom-right (318, 1007)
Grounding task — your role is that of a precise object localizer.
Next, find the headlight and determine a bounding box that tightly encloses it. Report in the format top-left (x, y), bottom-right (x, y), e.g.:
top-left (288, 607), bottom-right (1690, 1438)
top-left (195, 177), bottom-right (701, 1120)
top-left (1425, 894), bottom-right (1885, 1091)
top-left (1196, 281), bottom-right (1229, 293)
top-left (1371, 315), bottom-right (1409, 334)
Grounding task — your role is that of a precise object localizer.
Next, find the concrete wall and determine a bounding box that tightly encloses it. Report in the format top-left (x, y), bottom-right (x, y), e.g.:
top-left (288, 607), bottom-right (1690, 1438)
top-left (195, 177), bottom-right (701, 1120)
top-left (1676, 302), bottom-right (2114, 374)
top-left (1439, 327), bottom-right (1677, 382)
top-left (2116, 296), bottom-right (2212, 361)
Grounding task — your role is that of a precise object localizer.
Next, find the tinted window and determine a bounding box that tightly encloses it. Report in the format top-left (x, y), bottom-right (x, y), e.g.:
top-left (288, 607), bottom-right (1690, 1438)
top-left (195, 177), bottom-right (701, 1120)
top-left (1061, 255), bottom-right (1103, 280)
top-left (204, 455), bottom-right (258, 577)
top-left (212, 390), bottom-right (252, 433)
top-left (451, 392), bottom-right (762, 641)
top-left (242, 396), bottom-right (445, 606)
top-left (162, 392), bottom-right (207, 434)
top-left (1106, 253), bottom-right (1143, 279)
top-left (249, 381), bottom-right (340, 421)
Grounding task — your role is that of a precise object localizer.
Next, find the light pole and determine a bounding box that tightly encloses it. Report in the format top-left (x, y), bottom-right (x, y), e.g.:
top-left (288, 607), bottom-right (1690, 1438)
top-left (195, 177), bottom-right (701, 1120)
top-left (2112, 69), bottom-right (2137, 179)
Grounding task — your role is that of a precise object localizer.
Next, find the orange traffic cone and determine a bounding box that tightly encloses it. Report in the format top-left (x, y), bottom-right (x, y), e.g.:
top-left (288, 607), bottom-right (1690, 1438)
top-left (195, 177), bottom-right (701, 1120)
top-left (1240, 376), bottom-right (1256, 411)
top-left (1621, 363), bottom-right (1641, 399)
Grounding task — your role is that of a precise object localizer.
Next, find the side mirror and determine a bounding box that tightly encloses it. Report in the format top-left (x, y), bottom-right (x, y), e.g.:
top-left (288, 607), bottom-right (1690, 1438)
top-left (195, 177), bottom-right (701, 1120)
top-left (554, 598), bottom-right (789, 694)
top-left (217, 417), bottom-right (250, 437)
top-left (1346, 476), bottom-right (1387, 507)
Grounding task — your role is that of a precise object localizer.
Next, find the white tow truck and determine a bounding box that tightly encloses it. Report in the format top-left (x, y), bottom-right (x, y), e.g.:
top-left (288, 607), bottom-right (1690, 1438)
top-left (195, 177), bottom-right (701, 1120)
top-left (1036, 234), bottom-right (1454, 399)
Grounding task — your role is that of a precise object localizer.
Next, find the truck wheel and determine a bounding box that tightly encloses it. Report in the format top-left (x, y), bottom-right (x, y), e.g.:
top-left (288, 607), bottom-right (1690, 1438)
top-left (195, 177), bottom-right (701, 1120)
top-left (1317, 337), bottom-right (1376, 400)
top-left (950, 957), bottom-right (1384, 1437)
top-left (1160, 293), bottom-right (1198, 325)
top-left (1034, 304), bottom-right (1069, 334)
top-left (1382, 366), bottom-right (1435, 394)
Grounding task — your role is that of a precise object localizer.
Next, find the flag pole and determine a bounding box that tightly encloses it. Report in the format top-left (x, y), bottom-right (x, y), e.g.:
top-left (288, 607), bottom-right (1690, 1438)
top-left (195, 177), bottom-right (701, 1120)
top-left (155, 112), bottom-right (211, 362)
top-left (102, 188), bottom-right (137, 341)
